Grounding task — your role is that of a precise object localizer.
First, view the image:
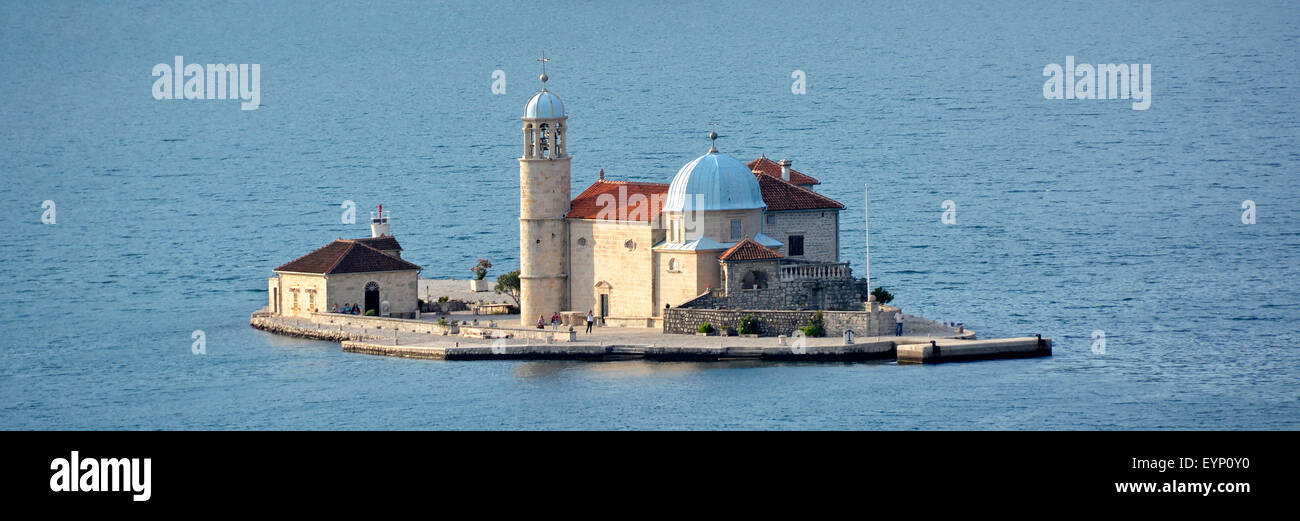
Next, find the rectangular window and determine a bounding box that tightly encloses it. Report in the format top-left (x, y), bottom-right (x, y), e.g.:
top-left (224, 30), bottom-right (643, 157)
top-left (766, 213), bottom-right (776, 225)
top-left (788, 235), bottom-right (805, 256)
top-left (730, 219), bottom-right (742, 240)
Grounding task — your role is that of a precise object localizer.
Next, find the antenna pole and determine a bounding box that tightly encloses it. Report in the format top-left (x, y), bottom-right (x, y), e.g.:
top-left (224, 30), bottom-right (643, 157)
top-left (864, 184), bottom-right (871, 300)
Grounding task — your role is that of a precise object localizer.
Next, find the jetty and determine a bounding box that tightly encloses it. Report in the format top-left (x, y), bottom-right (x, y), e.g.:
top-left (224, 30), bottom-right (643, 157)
top-left (896, 336), bottom-right (1052, 364)
top-left (251, 311), bottom-right (1050, 364)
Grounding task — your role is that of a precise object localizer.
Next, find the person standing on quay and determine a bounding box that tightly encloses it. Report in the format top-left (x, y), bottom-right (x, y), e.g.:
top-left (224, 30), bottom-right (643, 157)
top-left (585, 310), bottom-right (594, 334)
top-left (894, 310), bottom-right (904, 336)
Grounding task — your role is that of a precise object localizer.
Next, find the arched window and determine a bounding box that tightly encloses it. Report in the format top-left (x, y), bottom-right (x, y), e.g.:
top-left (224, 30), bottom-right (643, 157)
top-left (538, 123), bottom-right (550, 158)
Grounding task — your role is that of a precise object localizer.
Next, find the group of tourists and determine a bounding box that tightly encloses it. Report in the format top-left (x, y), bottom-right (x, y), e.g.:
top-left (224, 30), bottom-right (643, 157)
top-left (331, 303), bottom-right (365, 315)
top-left (535, 310), bottom-right (598, 333)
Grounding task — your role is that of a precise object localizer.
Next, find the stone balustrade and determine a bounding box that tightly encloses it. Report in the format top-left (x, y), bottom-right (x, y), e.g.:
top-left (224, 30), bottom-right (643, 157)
top-left (779, 262), bottom-right (852, 282)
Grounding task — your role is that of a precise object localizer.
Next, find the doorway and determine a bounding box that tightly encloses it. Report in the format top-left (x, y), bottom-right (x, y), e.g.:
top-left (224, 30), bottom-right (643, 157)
top-left (364, 281), bottom-right (379, 316)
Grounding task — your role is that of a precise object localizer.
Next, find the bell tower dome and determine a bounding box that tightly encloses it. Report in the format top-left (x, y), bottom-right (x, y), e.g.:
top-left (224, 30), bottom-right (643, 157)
top-left (518, 52), bottom-right (571, 326)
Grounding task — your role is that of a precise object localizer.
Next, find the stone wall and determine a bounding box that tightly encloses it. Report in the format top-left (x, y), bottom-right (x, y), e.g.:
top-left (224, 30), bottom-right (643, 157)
top-left (276, 272), bottom-right (328, 317)
top-left (327, 270), bottom-right (419, 318)
top-left (680, 277), bottom-right (869, 311)
top-left (662, 306), bottom-right (896, 337)
top-left (308, 312), bottom-right (455, 335)
top-left (720, 259), bottom-right (782, 295)
top-left (519, 156), bottom-right (572, 326)
top-left (569, 219), bottom-right (659, 320)
top-left (765, 209), bottom-right (839, 263)
top-left (304, 312), bottom-right (577, 342)
top-left (655, 248), bottom-right (721, 311)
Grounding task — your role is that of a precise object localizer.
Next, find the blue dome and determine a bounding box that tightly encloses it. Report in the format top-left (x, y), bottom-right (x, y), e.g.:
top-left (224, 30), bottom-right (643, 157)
top-left (663, 151), bottom-right (766, 212)
top-left (524, 89), bottom-right (565, 119)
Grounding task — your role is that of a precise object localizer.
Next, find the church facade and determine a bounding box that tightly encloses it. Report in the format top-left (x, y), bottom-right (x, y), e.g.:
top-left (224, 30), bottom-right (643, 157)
top-left (517, 73), bottom-right (862, 328)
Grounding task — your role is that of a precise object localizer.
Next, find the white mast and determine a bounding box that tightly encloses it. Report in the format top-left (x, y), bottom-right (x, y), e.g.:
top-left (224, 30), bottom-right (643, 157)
top-left (864, 184), bottom-right (871, 300)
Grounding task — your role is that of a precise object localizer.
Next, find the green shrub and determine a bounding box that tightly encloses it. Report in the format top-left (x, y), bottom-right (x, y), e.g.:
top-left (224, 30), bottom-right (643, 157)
top-left (801, 311), bottom-right (825, 337)
top-left (438, 296), bottom-right (450, 303)
top-left (871, 286), bottom-right (894, 305)
top-left (365, 309), bottom-right (376, 316)
top-left (437, 317), bottom-right (448, 327)
top-left (698, 322), bottom-right (714, 334)
top-left (738, 314), bottom-right (757, 335)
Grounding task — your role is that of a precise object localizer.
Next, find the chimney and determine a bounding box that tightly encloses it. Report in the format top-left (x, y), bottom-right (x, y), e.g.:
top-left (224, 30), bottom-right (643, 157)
top-left (779, 158), bottom-right (792, 182)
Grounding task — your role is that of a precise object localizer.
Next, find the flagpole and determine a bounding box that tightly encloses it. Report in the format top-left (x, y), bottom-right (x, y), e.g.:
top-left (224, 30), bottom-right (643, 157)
top-left (864, 184), bottom-right (871, 300)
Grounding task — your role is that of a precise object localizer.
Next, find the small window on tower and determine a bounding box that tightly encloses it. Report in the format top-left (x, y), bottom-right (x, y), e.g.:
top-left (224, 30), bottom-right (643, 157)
top-left (730, 219), bottom-right (742, 240)
top-left (788, 235), bottom-right (805, 257)
top-left (766, 214), bottom-right (776, 225)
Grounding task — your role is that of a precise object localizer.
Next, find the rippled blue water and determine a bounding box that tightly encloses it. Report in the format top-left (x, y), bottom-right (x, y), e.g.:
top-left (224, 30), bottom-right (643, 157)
top-left (1, 1), bottom-right (1297, 429)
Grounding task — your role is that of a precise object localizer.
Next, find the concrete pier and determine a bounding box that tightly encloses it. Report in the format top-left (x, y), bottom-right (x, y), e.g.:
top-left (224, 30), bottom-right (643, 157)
top-left (896, 336), bottom-right (1052, 364)
top-left (341, 341), bottom-right (897, 362)
top-left (255, 312), bottom-right (1049, 365)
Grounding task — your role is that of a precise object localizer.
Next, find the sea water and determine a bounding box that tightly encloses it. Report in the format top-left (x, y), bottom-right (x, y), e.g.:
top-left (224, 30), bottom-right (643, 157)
top-left (1, 0), bottom-right (1297, 429)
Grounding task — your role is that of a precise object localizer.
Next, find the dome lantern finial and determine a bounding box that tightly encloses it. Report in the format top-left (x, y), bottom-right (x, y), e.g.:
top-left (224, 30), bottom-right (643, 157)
top-left (537, 51), bottom-right (550, 84)
top-left (707, 130), bottom-right (719, 154)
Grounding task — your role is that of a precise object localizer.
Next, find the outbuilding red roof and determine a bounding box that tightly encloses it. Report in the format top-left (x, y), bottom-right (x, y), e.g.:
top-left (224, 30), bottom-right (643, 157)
top-left (748, 156), bottom-right (820, 186)
top-left (567, 179), bottom-right (669, 222)
top-left (754, 173), bottom-right (845, 211)
top-left (719, 238), bottom-right (784, 261)
top-left (275, 240), bottom-right (422, 275)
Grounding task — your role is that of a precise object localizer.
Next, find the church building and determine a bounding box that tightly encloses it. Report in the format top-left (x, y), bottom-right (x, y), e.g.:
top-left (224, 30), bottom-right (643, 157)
top-left (517, 65), bottom-right (862, 328)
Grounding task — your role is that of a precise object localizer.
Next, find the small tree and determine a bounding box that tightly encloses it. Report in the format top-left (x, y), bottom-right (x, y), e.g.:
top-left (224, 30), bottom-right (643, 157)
top-left (698, 322), bottom-right (714, 334)
top-left (495, 270), bottom-right (521, 306)
top-left (871, 286), bottom-right (894, 305)
top-left (470, 258), bottom-right (492, 280)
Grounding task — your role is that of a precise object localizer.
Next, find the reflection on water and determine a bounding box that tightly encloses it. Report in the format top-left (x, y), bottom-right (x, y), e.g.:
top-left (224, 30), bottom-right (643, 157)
top-left (512, 359), bottom-right (890, 378)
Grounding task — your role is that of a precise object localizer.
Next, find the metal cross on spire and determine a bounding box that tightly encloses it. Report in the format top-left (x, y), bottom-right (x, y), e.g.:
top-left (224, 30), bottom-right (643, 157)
top-left (537, 51), bottom-right (550, 83)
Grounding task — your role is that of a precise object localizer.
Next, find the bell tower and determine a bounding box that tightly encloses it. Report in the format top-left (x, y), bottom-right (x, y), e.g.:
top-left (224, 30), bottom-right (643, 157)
top-left (518, 53), bottom-right (570, 326)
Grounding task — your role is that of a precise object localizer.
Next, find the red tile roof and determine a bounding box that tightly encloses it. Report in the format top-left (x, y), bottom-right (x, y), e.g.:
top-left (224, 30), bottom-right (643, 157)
top-left (275, 239), bottom-right (422, 275)
top-left (719, 238), bottom-right (784, 261)
top-left (754, 173), bottom-right (846, 211)
top-left (748, 156), bottom-right (820, 186)
top-left (567, 179), bottom-right (669, 222)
